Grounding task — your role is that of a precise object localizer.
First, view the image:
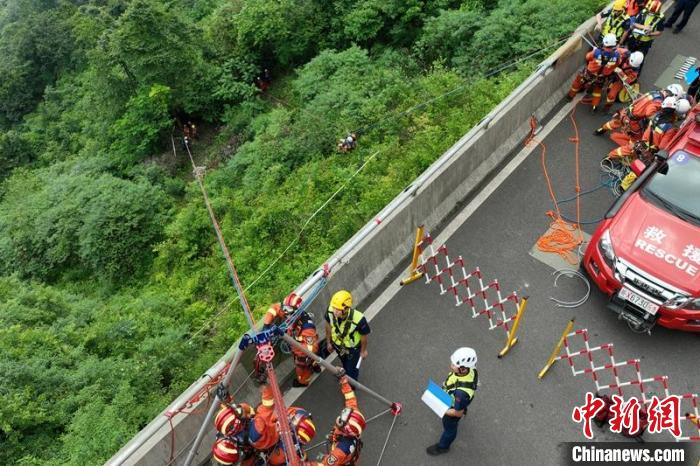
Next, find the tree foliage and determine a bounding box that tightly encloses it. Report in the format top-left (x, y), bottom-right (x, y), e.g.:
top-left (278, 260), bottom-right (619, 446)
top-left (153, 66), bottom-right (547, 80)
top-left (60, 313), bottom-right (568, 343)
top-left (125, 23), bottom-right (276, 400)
top-left (0, 169), bottom-right (170, 281)
top-left (0, 0), bottom-right (606, 463)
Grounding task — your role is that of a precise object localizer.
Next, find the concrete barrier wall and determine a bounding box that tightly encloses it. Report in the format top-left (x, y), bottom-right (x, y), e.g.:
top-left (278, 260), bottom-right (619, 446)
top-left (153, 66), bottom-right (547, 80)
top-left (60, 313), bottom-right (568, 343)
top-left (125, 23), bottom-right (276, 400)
top-left (107, 16), bottom-right (596, 466)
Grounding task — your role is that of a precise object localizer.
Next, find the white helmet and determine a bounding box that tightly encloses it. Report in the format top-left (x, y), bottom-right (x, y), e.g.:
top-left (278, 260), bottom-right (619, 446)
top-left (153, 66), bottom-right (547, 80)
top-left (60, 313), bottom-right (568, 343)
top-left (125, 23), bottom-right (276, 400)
top-left (602, 33), bottom-right (617, 47)
top-left (666, 83), bottom-right (684, 98)
top-left (661, 96), bottom-right (677, 110)
top-left (451, 347), bottom-right (477, 369)
top-left (676, 98), bottom-right (691, 115)
top-left (629, 51), bottom-right (644, 68)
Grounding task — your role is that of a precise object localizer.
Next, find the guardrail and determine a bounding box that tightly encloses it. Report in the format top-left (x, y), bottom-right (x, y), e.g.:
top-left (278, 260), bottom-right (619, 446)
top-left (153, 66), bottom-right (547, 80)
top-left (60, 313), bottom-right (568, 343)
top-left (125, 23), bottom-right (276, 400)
top-left (107, 14), bottom-right (597, 466)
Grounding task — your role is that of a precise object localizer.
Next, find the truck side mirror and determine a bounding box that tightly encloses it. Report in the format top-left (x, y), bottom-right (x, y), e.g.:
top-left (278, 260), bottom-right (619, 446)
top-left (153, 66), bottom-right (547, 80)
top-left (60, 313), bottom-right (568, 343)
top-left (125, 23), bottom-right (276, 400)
top-left (630, 159), bottom-right (646, 176)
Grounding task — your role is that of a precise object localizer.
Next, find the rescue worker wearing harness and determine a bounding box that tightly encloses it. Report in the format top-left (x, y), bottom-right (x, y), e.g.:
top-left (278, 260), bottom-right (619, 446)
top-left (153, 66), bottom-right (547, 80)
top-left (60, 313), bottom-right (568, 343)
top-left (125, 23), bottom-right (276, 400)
top-left (212, 399), bottom-right (257, 465)
top-left (595, 83), bottom-right (683, 144)
top-left (323, 290), bottom-right (370, 381)
top-left (261, 292), bottom-right (320, 387)
top-left (609, 97), bottom-right (688, 161)
top-left (305, 376), bottom-right (366, 466)
top-left (595, 0), bottom-right (635, 43)
top-left (624, 0), bottom-right (665, 65)
top-left (267, 407), bottom-right (317, 465)
top-left (567, 33), bottom-right (622, 112)
top-left (617, 98), bottom-right (691, 190)
top-left (604, 51), bottom-right (644, 112)
top-left (211, 384), bottom-right (281, 465)
top-left (427, 347), bottom-right (478, 456)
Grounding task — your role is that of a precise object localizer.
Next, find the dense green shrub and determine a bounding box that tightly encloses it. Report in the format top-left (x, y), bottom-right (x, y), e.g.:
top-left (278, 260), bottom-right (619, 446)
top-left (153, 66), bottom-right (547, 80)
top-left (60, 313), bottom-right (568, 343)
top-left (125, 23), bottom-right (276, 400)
top-left (0, 170), bottom-right (170, 281)
top-left (0, 0), bottom-right (605, 464)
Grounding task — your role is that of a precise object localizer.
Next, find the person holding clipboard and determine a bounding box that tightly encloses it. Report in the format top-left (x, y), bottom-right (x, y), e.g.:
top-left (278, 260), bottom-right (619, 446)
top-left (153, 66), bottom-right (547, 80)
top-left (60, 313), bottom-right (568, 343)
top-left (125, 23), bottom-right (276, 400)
top-left (426, 347), bottom-right (478, 456)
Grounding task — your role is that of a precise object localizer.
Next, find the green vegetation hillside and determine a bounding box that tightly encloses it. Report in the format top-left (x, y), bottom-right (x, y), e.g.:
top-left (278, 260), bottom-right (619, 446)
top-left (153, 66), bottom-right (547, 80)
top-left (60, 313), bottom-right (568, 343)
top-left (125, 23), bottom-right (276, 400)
top-left (0, 0), bottom-right (603, 464)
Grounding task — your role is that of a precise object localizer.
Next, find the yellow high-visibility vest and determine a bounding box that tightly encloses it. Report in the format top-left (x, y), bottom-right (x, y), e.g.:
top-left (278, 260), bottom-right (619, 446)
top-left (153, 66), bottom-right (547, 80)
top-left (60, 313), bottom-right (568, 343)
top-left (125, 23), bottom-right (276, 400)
top-left (327, 308), bottom-right (364, 349)
top-left (443, 369), bottom-right (478, 404)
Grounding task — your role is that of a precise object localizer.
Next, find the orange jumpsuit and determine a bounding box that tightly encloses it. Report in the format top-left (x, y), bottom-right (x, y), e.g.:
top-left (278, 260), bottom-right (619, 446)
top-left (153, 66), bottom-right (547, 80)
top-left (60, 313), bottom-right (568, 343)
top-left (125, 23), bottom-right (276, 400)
top-left (267, 443), bottom-right (307, 465)
top-left (568, 47), bottom-right (622, 108)
top-left (305, 381), bottom-right (362, 466)
top-left (608, 111), bottom-right (678, 159)
top-left (247, 385), bottom-right (280, 452)
top-left (600, 91), bottom-right (665, 145)
top-left (263, 304), bottom-right (319, 386)
top-left (605, 60), bottom-right (639, 110)
top-left (626, 0), bottom-right (641, 16)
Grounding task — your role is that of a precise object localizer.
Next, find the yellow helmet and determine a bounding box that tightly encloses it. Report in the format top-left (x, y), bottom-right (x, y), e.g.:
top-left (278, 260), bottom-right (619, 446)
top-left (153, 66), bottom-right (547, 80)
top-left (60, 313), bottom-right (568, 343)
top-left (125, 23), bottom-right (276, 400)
top-left (330, 290), bottom-right (352, 310)
top-left (612, 0), bottom-right (626, 11)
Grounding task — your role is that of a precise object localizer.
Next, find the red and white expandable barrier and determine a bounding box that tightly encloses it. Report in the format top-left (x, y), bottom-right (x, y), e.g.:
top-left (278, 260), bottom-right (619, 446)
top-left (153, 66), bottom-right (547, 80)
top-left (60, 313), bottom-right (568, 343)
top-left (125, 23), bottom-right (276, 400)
top-left (416, 232), bottom-right (522, 336)
top-left (541, 322), bottom-right (699, 441)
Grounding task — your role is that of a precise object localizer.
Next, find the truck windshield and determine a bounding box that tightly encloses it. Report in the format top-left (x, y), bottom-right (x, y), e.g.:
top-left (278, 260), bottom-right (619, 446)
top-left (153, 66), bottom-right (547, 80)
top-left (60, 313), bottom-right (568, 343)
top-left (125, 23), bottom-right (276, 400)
top-left (642, 150), bottom-right (700, 225)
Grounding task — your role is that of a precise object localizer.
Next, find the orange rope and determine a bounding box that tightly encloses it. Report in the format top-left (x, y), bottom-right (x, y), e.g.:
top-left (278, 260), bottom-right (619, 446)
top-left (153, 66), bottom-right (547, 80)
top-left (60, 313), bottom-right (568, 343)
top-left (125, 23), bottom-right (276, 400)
top-left (528, 105), bottom-right (584, 265)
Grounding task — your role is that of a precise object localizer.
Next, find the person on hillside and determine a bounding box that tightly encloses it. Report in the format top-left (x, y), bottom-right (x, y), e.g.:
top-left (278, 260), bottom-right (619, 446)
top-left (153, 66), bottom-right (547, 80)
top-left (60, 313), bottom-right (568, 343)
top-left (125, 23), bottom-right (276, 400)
top-left (337, 133), bottom-right (357, 153)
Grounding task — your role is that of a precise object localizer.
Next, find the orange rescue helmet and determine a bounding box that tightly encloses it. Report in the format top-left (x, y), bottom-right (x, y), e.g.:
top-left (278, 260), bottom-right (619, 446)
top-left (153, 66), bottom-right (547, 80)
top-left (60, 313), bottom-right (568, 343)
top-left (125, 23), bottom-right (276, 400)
top-left (282, 292), bottom-right (303, 314)
top-left (288, 406), bottom-right (316, 444)
top-left (645, 0), bottom-right (661, 13)
top-left (336, 407), bottom-right (366, 438)
top-left (212, 438), bottom-right (240, 465)
top-left (214, 404), bottom-right (251, 436)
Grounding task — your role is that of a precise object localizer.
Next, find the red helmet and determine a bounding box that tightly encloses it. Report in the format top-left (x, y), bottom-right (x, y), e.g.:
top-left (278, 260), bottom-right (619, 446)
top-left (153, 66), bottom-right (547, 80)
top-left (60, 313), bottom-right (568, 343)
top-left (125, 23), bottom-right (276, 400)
top-left (215, 405), bottom-right (245, 436)
top-left (288, 406), bottom-right (316, 444)
top-left (336, 407), bottom-right (366, 438)
top-left (212, 438), bottom-right (240, 465)
top-left (645, 0), bottom-right (661, 13)
top-left (282, 292), bottom-right (302, 314)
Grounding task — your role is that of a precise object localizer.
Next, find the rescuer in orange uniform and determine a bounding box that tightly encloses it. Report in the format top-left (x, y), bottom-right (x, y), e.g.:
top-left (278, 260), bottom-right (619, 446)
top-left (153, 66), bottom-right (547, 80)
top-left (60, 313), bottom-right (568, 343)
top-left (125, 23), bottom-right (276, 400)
top-left (267, 407), bottom-right (317, 465)
top-left (595, 83), bottom-right (684, 145)
top-left (247, 384), bottom-right (280, 453)
top-left (608, 97), bottom-right (688, 160)
top-left (305, 376), bottom-right (366, 466)
top-left (567, 33), bottom-right (623, 111)
top-left (626, 0), bottom-right (642, 17)
top-left (212, 400), bottom-right (257, 465)
top-left (213, 384), bottom-right (281, 465)
top-left (604, 51), bottom-right (643, 113)
top-left (261, 292), bottom-right (320, 387)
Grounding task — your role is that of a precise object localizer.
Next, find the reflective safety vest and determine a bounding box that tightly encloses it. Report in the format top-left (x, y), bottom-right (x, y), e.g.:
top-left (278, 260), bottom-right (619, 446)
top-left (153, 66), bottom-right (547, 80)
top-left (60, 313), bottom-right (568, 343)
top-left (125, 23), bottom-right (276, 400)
top-left (327, 308), bottom-right (364, 349)
top-left (443, 369), bottom-right (478, 404)
top-left (631, 12), bottom-right (663, 42)
top-left (602, 13), bottom-right (631, 40)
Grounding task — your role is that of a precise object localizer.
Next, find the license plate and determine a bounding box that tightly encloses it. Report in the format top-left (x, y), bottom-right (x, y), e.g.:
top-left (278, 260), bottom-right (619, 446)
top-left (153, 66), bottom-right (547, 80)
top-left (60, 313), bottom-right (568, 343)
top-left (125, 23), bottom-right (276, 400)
top-left (618, 287), bottom-right (660, 315)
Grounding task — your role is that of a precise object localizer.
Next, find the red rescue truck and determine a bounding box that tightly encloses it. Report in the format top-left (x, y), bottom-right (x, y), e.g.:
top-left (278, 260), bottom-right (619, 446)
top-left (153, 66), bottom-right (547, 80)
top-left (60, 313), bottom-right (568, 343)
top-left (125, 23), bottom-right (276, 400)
top-left (583, 108), bottom-right (700, 333)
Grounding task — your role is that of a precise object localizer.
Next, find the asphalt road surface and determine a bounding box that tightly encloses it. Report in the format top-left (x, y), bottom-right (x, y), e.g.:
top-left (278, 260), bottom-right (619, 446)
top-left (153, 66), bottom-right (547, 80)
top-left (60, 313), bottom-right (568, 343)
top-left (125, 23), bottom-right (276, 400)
top-left (293, 19), bottom-right (700, 466)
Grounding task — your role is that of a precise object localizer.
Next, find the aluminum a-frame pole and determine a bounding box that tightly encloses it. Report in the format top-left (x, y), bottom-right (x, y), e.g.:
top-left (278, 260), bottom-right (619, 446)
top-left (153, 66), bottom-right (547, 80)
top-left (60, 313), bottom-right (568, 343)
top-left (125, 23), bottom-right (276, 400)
top-left (281, 334), bottom-right (402, 413)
